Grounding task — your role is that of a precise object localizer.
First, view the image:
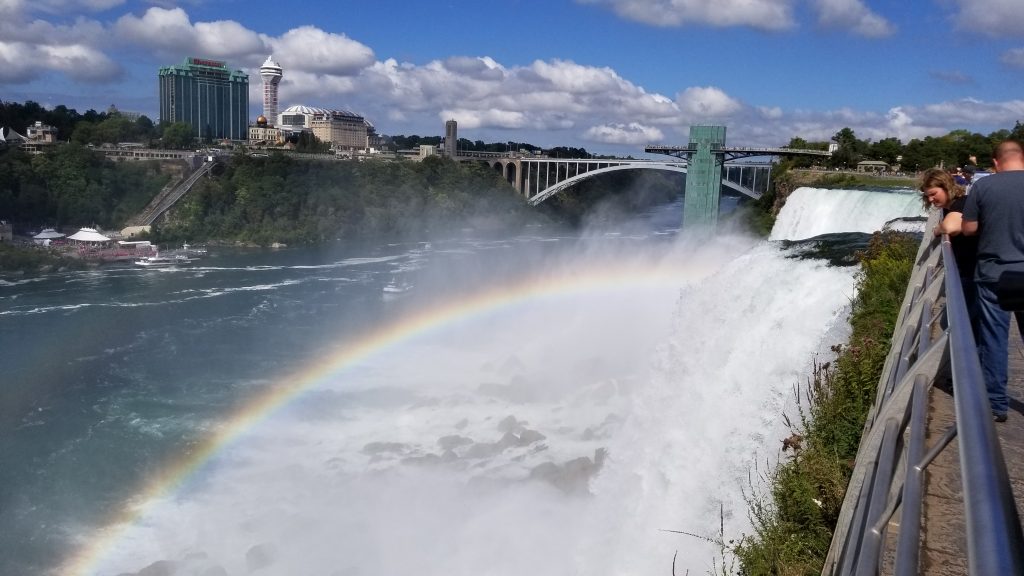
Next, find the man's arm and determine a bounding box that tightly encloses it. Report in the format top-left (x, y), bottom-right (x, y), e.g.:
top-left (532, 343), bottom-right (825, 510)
top-left (961, 188), bottom-right (980, 236)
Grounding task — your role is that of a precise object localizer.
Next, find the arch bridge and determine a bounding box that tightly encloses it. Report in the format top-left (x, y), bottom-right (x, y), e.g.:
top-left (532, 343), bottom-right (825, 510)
top-left (482, 156), bottom-right (773, 207)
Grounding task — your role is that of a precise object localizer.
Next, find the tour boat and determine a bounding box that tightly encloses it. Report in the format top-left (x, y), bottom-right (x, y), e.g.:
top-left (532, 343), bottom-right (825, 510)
top-left (135, 254), bottom-right (192, 268)
top-left (382, 278), bottom-right (413, 295)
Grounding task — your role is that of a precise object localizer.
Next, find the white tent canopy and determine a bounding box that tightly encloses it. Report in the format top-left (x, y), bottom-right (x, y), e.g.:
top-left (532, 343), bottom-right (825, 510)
top-left (33, 228), bottom-right (65, 239)
top-left (67, 227), bottom-right (110, 242)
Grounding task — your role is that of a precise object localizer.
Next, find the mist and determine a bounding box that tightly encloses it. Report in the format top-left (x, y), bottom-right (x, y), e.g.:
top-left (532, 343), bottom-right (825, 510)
top-left (74, 190), bottom-right (865, 576)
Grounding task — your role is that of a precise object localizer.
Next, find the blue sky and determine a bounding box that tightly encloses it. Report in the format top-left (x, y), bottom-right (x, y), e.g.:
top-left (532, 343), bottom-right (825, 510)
top-left (3, 0), bottom-right (1024, 155)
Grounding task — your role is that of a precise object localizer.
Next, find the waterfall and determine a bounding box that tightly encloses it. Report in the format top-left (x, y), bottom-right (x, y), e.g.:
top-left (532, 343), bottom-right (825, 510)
top-left (770, 186), bottom-right (924, 241)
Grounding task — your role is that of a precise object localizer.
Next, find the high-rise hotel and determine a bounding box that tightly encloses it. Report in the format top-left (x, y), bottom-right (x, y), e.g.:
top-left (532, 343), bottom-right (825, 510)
top-left (159, 57), bottom-right (249, 141)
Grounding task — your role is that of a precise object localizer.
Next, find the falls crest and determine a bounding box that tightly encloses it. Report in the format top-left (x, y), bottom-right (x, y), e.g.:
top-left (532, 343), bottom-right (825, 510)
top-left (770, 186), bottom-right (924, 241)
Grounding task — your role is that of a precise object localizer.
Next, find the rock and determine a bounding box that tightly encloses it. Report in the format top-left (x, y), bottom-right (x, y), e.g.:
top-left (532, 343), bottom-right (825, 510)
top-left (437, 434), bottom-right (473, 450)
top-left (496, 415), bottom-right (523, 433)
top-left (137, 560), bottom-right (178, 576)
top-left (361, 441), bottom-right (407, 455)
top-left (246, 543), bottom-right (276, 572)
top-left (517, 429), bottom-right (546, 445)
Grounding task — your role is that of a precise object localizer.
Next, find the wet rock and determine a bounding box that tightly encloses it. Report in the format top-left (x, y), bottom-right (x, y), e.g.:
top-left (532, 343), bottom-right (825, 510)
top-left (528, 449), bottom-right (606, 494)
top-left (437, 434), bottom-right (473, 450)
top-left (362, 441), bottom-right (408, 455)
top-left (246, 543), bottom-right (276, 572)
top-left (517, 429), bottom-right (546, 446)
top-left (463, 441), bottom-right (504, 459)
top-left (497, 415), bottom-right (524, 434)
top-left (401, 453), bottom-right (442, 466)
top-left (137, 560), bottom-right (178, 576)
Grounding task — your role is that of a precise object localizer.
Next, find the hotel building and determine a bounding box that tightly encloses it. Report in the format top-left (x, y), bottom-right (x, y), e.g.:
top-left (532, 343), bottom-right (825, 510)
top-left (158, 57), bottom-right (249, 141)
top-left (277, 105), bottom-right (374, 152)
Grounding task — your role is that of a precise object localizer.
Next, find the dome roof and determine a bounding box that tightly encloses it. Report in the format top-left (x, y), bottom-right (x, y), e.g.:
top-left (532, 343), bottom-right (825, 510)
top-left (280, 104), bottom-right (364, 119)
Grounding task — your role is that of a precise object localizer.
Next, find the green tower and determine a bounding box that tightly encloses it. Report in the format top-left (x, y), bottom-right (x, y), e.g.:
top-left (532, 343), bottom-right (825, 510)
top-left (683, 125), bottom-right (727, 229)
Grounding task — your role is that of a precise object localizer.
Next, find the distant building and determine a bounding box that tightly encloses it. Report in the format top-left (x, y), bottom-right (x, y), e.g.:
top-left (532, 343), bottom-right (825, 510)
top-left (25, 121), bottom-right (58, 143)
top-left (159, 57), bottom-right (249, 141)
top-left (107, 105), bottom-right (143, 122)
top-left (857, 160), bottom-right (889, 173)
top-left (419, 144), bottom-right (438, 158)
top-left (276, 105), bottom-right (372, 152)
top-left (249, 115), bottom-right (283, 145)
top-left (260, 55), bottom-right (283, 126)
top-left (444, 119), bottom-right (457, 157)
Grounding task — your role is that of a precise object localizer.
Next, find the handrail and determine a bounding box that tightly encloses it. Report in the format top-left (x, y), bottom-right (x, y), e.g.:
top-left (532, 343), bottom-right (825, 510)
top-left (821, 211), bottom-right (1024, 575)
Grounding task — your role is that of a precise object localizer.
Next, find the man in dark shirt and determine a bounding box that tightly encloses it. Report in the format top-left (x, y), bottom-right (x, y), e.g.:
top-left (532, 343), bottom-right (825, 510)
top-left (963, 140), bottom-right (1024, 422)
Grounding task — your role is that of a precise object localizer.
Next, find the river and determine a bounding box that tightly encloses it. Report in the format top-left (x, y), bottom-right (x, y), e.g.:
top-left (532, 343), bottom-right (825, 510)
top-left (0, 187), bottom-right (923, 576)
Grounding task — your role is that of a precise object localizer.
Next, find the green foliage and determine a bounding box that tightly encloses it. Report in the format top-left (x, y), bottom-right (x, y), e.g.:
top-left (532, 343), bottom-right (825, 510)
top-left (150, 154), bottom-right (546, 246)
top-left (0, 242), bottom-right (85, 274)
top-left (732, 231), bottom-right (918, 575)
top-left (0, 144), bottom-right (171, 228)
top-left (160, 122), bottom-right (195, 150)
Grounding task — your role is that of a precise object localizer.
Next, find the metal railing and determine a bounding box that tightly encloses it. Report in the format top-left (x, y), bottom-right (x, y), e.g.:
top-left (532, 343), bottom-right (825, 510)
top-left (822, 211), bottom-right (1024, 575)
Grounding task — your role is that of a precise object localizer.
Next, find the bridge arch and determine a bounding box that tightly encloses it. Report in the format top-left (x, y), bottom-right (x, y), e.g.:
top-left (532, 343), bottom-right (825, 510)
top-left (525, 164), bottom-right (756, 206)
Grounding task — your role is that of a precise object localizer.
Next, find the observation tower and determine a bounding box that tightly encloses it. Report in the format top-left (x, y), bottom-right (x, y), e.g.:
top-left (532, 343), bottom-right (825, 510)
top-left (260, 55), bottom-right (283, 125)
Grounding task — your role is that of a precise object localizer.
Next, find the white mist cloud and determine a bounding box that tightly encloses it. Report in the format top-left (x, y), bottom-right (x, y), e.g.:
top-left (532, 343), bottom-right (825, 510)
top-left (809, 0), bottom-right (895, 37)
top-left (577, 0), bottom-right (796, 31)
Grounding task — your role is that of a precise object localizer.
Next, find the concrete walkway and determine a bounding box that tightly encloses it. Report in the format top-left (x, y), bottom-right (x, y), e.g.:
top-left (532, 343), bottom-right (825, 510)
top-left (920, 318), bottom-right (1024, 575)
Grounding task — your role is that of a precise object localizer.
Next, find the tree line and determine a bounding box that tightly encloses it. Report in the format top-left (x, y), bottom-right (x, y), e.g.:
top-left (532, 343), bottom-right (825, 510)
top-left (784, 123), bottom-right (1024, 172)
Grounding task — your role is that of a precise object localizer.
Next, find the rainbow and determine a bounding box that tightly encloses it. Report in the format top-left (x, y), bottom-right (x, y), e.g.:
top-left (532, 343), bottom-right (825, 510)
top-left (62, 261), bottom-right (699, 576)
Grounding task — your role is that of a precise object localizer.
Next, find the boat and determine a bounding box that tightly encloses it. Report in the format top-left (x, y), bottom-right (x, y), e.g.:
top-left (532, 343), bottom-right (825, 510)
top-left (134, 254), bottom-right (192, 268)
top-left (382, 278), bottom-right (413, 295)
top-left (181, 242), bottom-right (208, 256)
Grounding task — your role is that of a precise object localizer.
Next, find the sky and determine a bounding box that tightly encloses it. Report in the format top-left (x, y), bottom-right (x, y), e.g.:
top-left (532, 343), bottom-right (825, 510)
top-left (2, 0), bottom-right (1024, 155)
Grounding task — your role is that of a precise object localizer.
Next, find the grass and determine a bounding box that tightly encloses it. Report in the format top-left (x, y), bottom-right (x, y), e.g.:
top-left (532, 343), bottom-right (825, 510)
top-left (729, 230), bottom-right (919, 575)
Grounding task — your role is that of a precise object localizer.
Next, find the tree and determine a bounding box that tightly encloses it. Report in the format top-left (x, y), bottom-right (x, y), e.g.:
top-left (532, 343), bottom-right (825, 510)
top-left (867, 137), bottom-right (903, 166)
top-left (828, 127), bottom-right (867, 169)
top-left (161, 122), bottom-right (194, 149)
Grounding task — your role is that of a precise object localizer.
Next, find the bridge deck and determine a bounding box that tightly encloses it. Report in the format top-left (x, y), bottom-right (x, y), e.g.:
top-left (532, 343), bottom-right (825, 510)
top-left (918, 317), bottom-right (1024, 575)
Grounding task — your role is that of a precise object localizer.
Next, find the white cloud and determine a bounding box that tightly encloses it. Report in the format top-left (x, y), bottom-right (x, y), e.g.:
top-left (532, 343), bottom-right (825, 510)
top-left (114, 8), bottom-right (201, 54)
top-left (583, 122), bottom-right (664, 145)
top-left (675, 86), bottom-right (743, 119)
top-left (528, 59), bottom-right (629, 94)
top-left (439, 108), bottom-right (528, 130)
top-left (1002, 48), bottom-right (1024, 68)
top-left (266, 26), bottom-right (375, 75)
top-left (0, 40), bottom-right (119, 83)
top-left (809, 0), bottom-right (895, 37)
top-left (929, 70), bottom-right (973, 84)
top-left (115, 8), bottom-right (268, 63)
top-left (577, 0), bottom-right (796, 31)
top-left (950, 0), bottom-right (1024, 37)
